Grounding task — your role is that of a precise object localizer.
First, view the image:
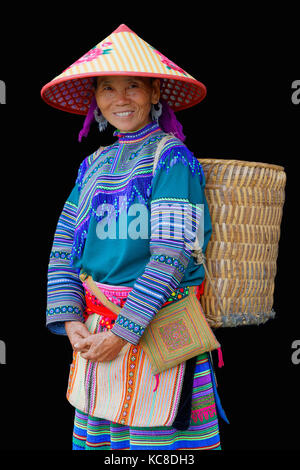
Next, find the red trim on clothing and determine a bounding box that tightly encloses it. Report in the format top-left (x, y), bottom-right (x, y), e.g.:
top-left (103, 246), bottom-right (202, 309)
top-left (196, 280), bottom-right (205, 298)
top-left (83, 281), bottom-right (205, 325)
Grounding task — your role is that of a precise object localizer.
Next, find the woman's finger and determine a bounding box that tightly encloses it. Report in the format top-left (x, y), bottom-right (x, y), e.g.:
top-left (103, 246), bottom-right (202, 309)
top-left (77, 325), bottom-right (92, 338)
top-left (74, 337), bottom-right (91, 351)
top-left (81, 349), bottom-right (98, 361)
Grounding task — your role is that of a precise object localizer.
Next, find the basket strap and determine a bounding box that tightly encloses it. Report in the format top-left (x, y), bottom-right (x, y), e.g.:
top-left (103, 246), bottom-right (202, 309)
top-left (152, 134), bottom-right (175, 175)
top-left (191, 242), bottom-right (227, 319)
top-left (152, 136), bottom-right (225, 317)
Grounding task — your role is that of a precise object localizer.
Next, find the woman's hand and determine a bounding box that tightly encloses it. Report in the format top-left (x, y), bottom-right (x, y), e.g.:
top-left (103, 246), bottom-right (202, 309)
top-left (74, 330), bottom-right (127, 362)
top-left (65, 321), bottom-right (91, 351)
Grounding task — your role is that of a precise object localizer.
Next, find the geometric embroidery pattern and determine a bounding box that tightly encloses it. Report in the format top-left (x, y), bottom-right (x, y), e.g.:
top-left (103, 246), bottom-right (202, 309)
top-left (158, 319), bottom-right (192, 352)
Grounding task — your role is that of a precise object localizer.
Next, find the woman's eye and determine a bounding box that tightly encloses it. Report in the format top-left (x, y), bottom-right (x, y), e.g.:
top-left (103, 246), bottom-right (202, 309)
top-left (128, 83), bottom-right (138, 88)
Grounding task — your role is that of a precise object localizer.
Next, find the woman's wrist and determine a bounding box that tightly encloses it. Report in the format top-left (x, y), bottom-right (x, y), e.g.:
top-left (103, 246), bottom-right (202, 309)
top-left (108, 329), bottom-right (128, 345)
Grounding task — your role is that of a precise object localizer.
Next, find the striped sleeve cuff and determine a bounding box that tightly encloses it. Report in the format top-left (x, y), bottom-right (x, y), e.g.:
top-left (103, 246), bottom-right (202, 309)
top-left (46, 304), bottom-right (84, 335)
top-left (112, 315), bottom-right (146, 344)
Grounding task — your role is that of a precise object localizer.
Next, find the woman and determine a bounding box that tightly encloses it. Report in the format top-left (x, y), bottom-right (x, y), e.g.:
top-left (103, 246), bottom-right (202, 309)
top-left (42, 24), bottom-right (227, 450)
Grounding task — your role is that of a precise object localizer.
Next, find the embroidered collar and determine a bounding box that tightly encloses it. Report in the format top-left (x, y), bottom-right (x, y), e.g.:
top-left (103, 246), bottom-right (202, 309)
top-left (113, 121), bottom-right (161, 143)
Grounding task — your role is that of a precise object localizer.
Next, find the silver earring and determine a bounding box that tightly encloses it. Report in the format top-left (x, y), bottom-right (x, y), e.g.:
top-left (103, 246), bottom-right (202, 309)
top-left (94, 108), bottom-right (108, 132)
top-left (151, 102), bottom-right (162, 123)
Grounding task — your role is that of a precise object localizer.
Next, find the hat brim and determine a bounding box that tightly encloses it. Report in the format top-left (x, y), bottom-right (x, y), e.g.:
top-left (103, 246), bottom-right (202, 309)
top-left (41, 71), bottom-right (207, 116)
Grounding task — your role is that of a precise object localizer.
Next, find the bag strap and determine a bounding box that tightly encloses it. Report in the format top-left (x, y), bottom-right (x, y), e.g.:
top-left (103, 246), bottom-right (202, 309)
top-left (80, 272), bottom-right (122, 314)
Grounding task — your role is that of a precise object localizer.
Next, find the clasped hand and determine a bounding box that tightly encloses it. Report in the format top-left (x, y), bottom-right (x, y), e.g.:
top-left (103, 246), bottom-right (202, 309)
top-left (65, 321), bottom-right (127, 362)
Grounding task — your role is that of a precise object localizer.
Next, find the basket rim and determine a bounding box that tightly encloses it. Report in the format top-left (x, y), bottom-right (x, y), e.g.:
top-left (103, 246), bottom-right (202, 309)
top-left (197, 158), bottom-right (285, 172)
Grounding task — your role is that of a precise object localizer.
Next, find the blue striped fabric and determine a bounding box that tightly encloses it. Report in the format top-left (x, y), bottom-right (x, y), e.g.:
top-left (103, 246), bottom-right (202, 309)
top-left (112, 198), bottom-right (202, 344)
top-left (46, 198), bottom-right (85, 334)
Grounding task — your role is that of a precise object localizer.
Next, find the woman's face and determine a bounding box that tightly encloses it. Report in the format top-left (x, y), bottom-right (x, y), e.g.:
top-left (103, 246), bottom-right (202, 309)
top-left (94, 75), bottom-right (160, 132)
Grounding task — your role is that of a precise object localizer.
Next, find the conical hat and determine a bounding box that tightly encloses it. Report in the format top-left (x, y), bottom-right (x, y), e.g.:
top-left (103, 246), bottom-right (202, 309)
top-left (41, 24), bottom-right (206, 115)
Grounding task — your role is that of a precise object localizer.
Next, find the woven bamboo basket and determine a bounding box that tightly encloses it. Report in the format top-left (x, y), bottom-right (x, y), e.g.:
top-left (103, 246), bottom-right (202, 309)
top-left (197, 158), bottom-right (286, 328)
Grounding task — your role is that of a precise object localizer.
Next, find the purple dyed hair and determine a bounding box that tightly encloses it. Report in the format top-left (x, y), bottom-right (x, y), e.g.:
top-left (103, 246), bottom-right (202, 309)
top-left (78, 96), bottom-right (98, 142)
top-left (78, 93), bottom-right (186, 143)
top-left (159, 98), bottom-right (185, 142)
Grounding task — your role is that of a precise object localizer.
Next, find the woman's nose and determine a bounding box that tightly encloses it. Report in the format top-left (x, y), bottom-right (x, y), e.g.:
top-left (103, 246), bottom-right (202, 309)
top-left (114, 89), bottom-right (131, 104)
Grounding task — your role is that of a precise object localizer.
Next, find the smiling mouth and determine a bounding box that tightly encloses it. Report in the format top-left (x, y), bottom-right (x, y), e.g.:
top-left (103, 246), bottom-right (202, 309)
top-left (114, 111), bottom-right (134, 117)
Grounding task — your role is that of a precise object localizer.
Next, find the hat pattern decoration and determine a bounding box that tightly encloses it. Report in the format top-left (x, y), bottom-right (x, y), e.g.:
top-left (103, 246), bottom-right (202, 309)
top-left (74, 42), bottom-right (114, 65)
top-left (151, 47), bottom-right (189, 76)
top-left (41, 24), bottom-right (206, 115)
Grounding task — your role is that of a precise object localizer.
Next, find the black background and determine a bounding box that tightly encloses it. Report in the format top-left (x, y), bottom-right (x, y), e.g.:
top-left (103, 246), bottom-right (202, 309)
top-left (0, 5), bottom-right (299, 456)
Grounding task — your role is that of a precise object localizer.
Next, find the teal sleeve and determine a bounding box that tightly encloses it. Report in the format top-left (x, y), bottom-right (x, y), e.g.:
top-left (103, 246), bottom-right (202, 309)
top-left (150, 145), bottom-right (212, 253)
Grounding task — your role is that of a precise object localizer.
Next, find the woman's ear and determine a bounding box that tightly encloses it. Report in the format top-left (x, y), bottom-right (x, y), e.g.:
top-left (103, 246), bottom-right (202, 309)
top-left (151, 78), bottom-right (161, 104)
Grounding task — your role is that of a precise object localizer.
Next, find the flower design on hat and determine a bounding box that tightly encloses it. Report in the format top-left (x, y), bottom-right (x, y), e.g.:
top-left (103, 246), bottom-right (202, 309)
top-left (151, 47), bottom-right (188, 76)
top-left (74, 42), bottom-right (113, 64)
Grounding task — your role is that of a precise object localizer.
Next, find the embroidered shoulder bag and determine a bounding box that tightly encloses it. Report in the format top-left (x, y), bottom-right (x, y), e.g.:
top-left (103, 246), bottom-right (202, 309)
top-left (81, 274), bottom-right (220, 374)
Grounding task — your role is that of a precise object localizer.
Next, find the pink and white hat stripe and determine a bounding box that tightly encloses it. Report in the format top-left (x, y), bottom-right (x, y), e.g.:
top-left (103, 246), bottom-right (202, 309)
top-left (41, 24), bottom-right (207, 115)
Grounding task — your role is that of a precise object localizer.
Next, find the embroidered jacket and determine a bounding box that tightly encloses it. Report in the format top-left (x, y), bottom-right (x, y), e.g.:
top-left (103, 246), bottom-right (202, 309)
top-left (46, 122), bottom-right (212, 343)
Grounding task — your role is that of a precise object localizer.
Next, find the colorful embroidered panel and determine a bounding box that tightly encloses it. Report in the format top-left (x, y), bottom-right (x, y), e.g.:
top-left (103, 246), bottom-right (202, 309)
top-left (72, 122), bottom-right (165, 261)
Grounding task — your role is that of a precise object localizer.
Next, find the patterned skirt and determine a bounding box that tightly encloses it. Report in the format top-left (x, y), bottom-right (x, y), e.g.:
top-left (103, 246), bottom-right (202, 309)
top-left (72, 353), bottom-right (222, 450)
top-left (71, 280), bottom-right (227, 450)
